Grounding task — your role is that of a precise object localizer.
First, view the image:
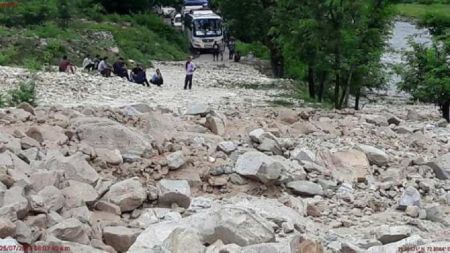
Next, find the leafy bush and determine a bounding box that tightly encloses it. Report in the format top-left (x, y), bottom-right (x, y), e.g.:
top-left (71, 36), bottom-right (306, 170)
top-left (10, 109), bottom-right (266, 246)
top-left (236, 41), bottom-right (270, 60)
top-left (0, 94), bottom-right (5, 108)
top-left (8, 80), bottom-right (37, 107)
top-left (24, 58), bottom-right (42, 71)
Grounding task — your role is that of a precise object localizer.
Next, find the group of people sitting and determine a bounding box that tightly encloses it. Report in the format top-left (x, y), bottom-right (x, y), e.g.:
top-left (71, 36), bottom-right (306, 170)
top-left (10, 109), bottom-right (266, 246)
top-left (58, 55), bottom-right (163, 87)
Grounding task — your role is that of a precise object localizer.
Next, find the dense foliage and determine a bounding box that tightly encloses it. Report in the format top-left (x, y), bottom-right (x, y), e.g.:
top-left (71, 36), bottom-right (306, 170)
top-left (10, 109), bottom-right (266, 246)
top-left (399, 43), bottom-right (450, 121)
top-left (0, 0), bottom-right (188, 68)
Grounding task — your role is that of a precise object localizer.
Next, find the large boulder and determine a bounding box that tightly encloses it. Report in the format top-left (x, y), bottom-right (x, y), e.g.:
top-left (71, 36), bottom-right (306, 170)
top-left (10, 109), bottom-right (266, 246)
top-left (62, 180), bottom-right (99, 206)
top-left (30, 170), bottom-right (62, 192)
top-left (427, 153), bottom-right (450, 180)
top-left (26, 125), bottom-right (68, 146)
top-left (287, 181), bottom-right (324, 196)
top-left (166, 151), bottom-right (186, 170)
top-left (72, 117), bottom-right (153, 158)
top-left (234, 151), bottom-right (306, 184)
top-left (206, 115), bottom-right (226, 136)
top-left (95, 148), bottom-right (123, 165)
top-left (103, 226), bottom-right (142, 252)
top-left (3, 185), bottom-right (29, 219)
top-left (0, 133), bottom-right (21, 153)
top-left (157, 179), bottom-right (191, 208)
top-left (320, 149), bottom-right (370, 182)
top-left (47, 218), bottom-right (90, 245)
top-left (398, 186), bottom-right (421, 210)
top-left (103, 177), bottom-right (147, 212)
top-left (30, 185), bottom-right (65, 212)
top-left (0, 150), bottom-right (32, 184)
top-left (41, 152), bottom-right (99, 185)
top-left (375, 225), bottom-right (412, 244)
top-left (162, 228), bottom-right (205, 253)
top-left (0, 218), bottom-right (16, 238)
top-left (185, 103), bottom-right (211, 116)
top-left (357, 144), bottom-right (389, 167)
top-left (129, 205), bottom-right (275, 252)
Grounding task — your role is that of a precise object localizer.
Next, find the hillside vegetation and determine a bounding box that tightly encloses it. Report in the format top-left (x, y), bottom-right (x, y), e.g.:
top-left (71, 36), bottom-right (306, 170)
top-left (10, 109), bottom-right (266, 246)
top-left (0, 0), bottom-right (188, 69)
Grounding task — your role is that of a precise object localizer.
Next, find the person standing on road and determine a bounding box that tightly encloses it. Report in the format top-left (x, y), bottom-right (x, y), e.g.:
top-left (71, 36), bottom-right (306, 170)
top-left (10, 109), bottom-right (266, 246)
top-left (219, 39), bottom-right (226, 61)
top-left (228, 38), bottom-right (236, 60)
top-left (212, 41), bottom-right (220, 61)
top-left (184, 56), bottom-right (196, 90)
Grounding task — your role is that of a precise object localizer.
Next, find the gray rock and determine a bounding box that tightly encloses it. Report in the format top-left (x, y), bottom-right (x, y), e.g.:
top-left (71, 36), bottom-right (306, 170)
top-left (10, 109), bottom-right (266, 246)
top-left (206, 115), bottom-right (226, 135)
top-left (3, 185), bottom-right (29, 219)
top-left (357, 144), bottom-right (389, 166)
top-left (286, 180), bottom-right (323, 196)
top-left (47, 218), bottom-right (90, 245)
top-left (398, 186), bottom-right (421, 210)
top-left (249, 128), bottom-right (265, 143)
top-left (103, 226), bottom-right (142, 252)
top-left (257, 138), bottom-right (282, 155)
top-left (62, 206), bottom-right (92, 224)
top-left (26, 125), bottom-right (68, 146)
top-left (387, 116), bottom-right (401, 126)
top-left (229, 174), bottom-right (247, 185)
top-left (241, 242), bottom-right (290, 253)
top-left (30, 170), bottom-right (61, 192)
top-left (94, 201), bottom-right (121, 215)
top-left (103, 177), bottom-right (147, 212)
top-left (0, 218), bottom-right (16, 238)
top-left (217, 141), bottom-right (237, 154)
top-left (95, 148), bottom-right (123, 165)
top-left (41, 152), bottom-right (99, 185)
top-left (162, 228), bottom-right (205, 253)
top-left (185, 103), bottom-right (211, 116)
top-left (405, 206), bottom-right (420, 218)
top-left (376, 225), bottom-right (412, 244)
top-left (0, 133), bottom-right (21, 154)
top-left (424, 203), bottom-right (444, 222)
top-left (291, 147), bottom-right (316, 163)
top-left (14, 220), bottom-right (34, 244)
top-left (166, 151), bottom-right (185, 170)
top-left (72, 117), bottom-right (153, 157)
top-left (427, 153), bottom-right (450, 179)
top-left (31, 185), bottom-right (65, 212)
top-left (157, 179), bottom-right (191, 208)
top-left (20, 136), bottom-right (40, 150)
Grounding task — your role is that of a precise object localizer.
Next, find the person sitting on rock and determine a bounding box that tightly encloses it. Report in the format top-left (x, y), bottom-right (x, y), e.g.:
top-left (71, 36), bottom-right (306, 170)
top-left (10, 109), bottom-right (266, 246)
top-left (131, 65), bottom-right (150, 87)
top-left (150, 68), bottom-right (164, 87)
top-left (234, 51), bottom-right (241, 62)
top-left (113, 57), bottom-right (130, 81)
top-left (82, 54), bottom-right (95, 71)
top-left (98, 57), bottom-right (112, 77)
top-left (58, 55), bottom-right (75, 74)
top-left (93, 55), bottom-right (101, 70)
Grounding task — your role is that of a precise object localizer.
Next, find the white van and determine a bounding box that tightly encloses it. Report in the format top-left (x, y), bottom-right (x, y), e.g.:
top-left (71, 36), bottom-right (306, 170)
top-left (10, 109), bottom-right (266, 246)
top-left (171, 13), bottom-right (182, 28)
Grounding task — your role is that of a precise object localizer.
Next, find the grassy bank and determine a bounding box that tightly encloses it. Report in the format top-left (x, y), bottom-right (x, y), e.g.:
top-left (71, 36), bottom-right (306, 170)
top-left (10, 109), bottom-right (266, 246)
top-left (395, 3), bottom-right (450, 18)
top-left (0, 2), bottom-right (188, 69)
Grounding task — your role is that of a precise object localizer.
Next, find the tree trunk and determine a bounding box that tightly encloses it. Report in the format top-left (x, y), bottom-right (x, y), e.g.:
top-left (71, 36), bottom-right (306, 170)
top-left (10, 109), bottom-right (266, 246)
top-left (334, 50), bottom-right (341, 109)
top-left (318, 73), bottom-right (325, 103)
top-left (308, 65), bottom-right (316, 99)
top-left (442, 100), bottom-right (450, 122)
top-left (354, 89), bottom-right (360, 110)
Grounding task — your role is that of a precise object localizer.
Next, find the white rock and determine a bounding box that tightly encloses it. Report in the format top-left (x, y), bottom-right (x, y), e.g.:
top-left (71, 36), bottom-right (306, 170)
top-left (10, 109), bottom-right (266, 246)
top-left (166, 151), bottom-right (185, 170)
top-left (157, 179), bottom-right (191, 208)
top-left (103, 226), bottom-right (142, 252)
top-left (103, 177), bottom-right (147, 212)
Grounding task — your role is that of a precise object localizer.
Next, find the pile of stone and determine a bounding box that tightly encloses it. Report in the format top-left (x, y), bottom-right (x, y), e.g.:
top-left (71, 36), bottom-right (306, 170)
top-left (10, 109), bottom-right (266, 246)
top-left (0, 95), bottom-right (450, 253)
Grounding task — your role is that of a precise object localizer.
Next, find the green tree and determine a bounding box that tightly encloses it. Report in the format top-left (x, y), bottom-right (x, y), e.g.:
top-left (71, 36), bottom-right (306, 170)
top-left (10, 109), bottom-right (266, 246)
top-left (399, 42), bottom-right (450, 121)
top-left (57, 0), bottom-right (71, 28)
top-left (216, 0), bottom-right (284, 77)
top-left (276, 0), bottom-right (392, 109)
top-left (98, 0), bottom-right (151, 14)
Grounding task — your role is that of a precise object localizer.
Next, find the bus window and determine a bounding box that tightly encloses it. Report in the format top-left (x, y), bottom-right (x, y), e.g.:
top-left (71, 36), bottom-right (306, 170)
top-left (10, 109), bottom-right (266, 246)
top-left (193, 19), bottom-right (222, 37)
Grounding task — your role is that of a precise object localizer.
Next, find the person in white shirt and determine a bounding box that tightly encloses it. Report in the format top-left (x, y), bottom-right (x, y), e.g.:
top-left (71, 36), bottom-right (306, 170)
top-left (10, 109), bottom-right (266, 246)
top-left (82, 55), bottom-right (95, 71)
top-left (184, 56), bottom-right (196, 90)
top-left (98, 57), bottom-right (112, 77)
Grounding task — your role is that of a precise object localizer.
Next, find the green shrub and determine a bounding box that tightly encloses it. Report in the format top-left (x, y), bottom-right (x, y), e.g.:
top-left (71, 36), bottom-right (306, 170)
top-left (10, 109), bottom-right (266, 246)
top-left (24, 58), bottom-right (42, 71)
top-left (236, 41), bottom-right (270, 60)
top-left (8, 80), bottom-right (37, 107)
top-left (0, 94), bottom-right (5, 108)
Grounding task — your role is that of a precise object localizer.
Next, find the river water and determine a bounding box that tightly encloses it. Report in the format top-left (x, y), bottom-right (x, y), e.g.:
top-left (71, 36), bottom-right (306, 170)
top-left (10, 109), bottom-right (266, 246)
top-left (381, 20), bottom-right (432, 97)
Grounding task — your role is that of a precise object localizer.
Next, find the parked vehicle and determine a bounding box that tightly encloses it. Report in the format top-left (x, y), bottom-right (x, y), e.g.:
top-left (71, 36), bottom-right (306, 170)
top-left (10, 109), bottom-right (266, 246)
top-left (184, 9), bottom-right (223, 51)
top-left (181, 0), bottom-right (208, 17)
top-left (161, 6), bottom-right (176, 17)
top-left (171, 13), bottom-right (183, 28)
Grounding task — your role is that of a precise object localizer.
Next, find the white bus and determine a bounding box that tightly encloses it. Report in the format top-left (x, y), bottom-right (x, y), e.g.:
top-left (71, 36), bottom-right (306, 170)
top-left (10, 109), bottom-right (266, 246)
top-left (181, 0), bottom-right (208, 17)
top-left (184, 9), bottom-right (223, 51)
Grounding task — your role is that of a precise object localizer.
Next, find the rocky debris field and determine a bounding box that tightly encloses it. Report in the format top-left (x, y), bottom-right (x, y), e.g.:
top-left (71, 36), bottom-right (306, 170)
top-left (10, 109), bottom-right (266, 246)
top-left (0, 60), bottom-right (450, 253)
top-left (0, 60), bottom-right (285, 112)
top-left (0, 97), bottom-right (449, 253)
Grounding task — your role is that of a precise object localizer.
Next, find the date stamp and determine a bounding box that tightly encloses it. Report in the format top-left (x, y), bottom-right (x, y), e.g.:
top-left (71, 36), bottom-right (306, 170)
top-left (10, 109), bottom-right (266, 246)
top-left (0, 244), bottom-right (71, 252)
top-left (398, 245), bottom-right (450, 252)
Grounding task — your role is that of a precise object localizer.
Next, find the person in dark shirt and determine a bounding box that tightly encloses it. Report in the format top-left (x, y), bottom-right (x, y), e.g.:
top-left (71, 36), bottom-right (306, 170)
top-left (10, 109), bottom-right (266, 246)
top-left (58, 55), bottom-right (75, 74)
top-left (212, 41), bottom-right (220, 61)
top-left (150, 68), bottom-right (164, 86)
top-left (131, 65), bottom-right (150, 87)
top-left (112, 57), bottom-right (130, 81)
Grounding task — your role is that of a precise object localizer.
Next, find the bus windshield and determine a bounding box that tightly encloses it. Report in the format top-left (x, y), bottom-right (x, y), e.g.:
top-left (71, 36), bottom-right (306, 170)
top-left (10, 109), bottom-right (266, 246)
top-left (193, 19), bottom-right (222, 37)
